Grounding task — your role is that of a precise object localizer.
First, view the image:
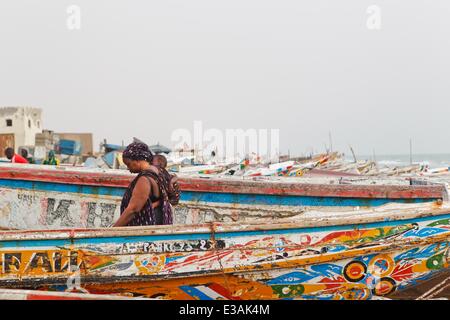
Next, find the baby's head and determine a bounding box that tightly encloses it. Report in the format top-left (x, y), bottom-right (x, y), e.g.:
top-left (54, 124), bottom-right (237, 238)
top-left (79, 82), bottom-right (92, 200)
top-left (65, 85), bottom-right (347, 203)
top-left (152, 154), bottom-right (168, 169)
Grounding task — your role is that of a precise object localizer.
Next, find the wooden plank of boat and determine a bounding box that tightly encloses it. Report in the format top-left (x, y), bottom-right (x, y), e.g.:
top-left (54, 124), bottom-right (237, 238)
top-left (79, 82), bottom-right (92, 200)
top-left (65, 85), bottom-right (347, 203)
top-left (0, 164), bottom-right (447, 229)
top-left (0, 288), bottom-right (150, 300)
top-left (389, 270), bottom-right (450, 300)
top-left (0, 202), bottom-right (448, 300)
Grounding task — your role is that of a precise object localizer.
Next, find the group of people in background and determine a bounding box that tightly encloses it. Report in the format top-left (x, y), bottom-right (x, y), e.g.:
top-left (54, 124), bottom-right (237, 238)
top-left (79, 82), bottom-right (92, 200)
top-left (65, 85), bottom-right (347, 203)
top-left (4, 148), bottom-right (59, 165)
top-left (4, 147), bottom-right (29, 164)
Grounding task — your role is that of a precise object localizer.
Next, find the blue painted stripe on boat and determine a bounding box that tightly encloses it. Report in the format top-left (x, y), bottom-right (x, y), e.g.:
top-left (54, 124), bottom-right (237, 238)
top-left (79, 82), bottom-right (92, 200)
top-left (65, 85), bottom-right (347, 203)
top-left (0, 179), bottom-right (437, 207)
top-left (1, 213), bottom-right (449, 248)
top-left (179, 286), bottom-right (214, 300)
top-left (181, 191), bottom-right (435, 207)
top-left (0, 179), bottom-right (126, 197)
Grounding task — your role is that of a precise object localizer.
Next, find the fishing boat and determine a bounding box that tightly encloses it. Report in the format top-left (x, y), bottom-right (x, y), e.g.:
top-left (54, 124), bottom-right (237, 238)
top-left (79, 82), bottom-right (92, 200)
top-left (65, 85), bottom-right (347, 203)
top-left (0, 164), bottom-right (447, 229)
top-left (0, 202), bottom-right (448, 300)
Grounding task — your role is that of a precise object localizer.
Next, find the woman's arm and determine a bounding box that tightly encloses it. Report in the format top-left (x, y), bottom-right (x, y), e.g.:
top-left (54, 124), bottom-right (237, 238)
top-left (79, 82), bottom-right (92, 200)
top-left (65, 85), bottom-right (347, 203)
top-left (113, 177), bottom-right (151, 227)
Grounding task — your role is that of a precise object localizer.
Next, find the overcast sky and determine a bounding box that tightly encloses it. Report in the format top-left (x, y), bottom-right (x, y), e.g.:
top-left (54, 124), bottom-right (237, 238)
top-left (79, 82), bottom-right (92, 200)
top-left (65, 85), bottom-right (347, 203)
top-left (0, 1), bottom-right (449, 156)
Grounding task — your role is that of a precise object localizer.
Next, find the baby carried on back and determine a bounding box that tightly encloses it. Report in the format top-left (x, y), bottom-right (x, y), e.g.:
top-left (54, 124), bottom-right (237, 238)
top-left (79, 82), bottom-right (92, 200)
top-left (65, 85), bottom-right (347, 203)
top-left (152, 154), bottom-right (180, 206)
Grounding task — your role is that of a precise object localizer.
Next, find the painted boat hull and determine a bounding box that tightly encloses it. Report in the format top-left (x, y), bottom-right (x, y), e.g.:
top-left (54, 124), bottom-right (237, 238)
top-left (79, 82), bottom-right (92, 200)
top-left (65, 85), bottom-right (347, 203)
top-left (0, 165), bottom-right (447, 230)
top-left (0, 202), bottom-right (448, 300)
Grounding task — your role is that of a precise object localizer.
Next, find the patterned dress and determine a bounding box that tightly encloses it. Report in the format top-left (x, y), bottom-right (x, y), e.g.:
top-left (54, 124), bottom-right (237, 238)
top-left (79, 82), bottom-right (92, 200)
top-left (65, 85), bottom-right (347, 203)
top-left (120, 170), bottom-right (173, 226)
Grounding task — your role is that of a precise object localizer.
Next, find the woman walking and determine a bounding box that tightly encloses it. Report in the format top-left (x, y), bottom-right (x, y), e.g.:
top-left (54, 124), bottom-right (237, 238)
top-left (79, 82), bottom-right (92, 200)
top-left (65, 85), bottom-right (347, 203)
top-left (113, 142), bottom-right (173, 227)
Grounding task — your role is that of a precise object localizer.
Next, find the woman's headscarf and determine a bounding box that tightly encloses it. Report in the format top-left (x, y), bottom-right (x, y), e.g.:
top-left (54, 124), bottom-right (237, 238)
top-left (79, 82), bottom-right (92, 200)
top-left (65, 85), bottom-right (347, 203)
top-left (122, 142), bottom-right (153, 162)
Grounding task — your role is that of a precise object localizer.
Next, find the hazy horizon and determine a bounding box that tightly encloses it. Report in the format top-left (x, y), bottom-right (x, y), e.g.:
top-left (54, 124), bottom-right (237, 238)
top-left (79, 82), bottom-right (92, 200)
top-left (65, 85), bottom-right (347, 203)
top-left (1, 1), bottom-right (449, 156)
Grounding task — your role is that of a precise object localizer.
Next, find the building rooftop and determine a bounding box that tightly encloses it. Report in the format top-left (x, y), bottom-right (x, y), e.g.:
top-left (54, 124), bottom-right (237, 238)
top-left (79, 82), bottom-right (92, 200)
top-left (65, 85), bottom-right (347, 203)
top-left (0, 107), bottom-right (42, 117)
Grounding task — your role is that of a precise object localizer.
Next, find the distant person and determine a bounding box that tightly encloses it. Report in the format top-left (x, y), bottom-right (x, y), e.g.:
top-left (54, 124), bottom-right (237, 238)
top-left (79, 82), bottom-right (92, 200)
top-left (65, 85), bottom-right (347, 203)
top-left (113, 142), bottom-right (173, 227)
top-left (152, 154), bottom-right (180, 206)
top-left (21, 149), bottom-right (34, 164)
top-left (210, 150), bottom-right (217, 165)
top-left (4, 148), bottom-right (28, 164)
top-left (43, 151), bottom-right (59, 165)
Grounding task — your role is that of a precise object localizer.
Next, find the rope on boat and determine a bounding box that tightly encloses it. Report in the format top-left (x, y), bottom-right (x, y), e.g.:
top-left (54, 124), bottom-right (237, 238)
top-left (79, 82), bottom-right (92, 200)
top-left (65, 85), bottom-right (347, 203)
top-left (416, 276), bottom-right (450, 300)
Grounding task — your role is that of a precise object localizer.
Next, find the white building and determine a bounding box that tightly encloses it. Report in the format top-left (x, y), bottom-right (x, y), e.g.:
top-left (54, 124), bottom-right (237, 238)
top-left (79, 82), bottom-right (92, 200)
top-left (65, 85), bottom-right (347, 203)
top-left (0, 107), bottom-right (43, 156)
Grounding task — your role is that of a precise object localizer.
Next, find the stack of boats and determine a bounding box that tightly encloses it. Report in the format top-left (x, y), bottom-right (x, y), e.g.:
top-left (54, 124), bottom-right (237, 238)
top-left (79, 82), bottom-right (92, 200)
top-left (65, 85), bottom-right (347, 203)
top-left (87, 148), bottom-right (450, 184)
top-left (168, 152), bottom-right (450, 181)
top-left (0, 161), bottom-right (449, 300)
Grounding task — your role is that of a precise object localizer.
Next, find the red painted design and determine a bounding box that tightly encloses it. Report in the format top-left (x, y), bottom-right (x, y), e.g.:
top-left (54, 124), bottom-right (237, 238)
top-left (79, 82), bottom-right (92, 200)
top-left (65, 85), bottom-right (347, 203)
top-left (27, 294), bottom-right (84, 300)
top-left (319, 276), bottom-right (346, 290)
top-left (391, 263), bottom-right (414, 282)
top-left (208, 283), bottom-right (242, 300)
top-left (39, 198), bottom-right (48, 225)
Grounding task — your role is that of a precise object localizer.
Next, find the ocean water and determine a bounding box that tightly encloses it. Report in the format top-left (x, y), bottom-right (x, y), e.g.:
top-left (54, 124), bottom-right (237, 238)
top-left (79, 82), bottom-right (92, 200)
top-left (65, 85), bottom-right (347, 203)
top-left (346, 154), bottom-right (450, 169)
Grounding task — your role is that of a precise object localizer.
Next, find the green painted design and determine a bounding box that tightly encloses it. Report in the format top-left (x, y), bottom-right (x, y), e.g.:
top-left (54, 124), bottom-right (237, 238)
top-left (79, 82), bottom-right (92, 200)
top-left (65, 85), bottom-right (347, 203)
top-left (91, 261), bottom-right (116, 270)
top-left (345, 224), bottom-right (415, 246)
top-left (426, 254), bottom-right (445, 270)
top-left (427, 219), bottom-right (450, 227)
top-left (272, 284), bottom-right (305, 298)
top-left (385, 224), bottom-right (414, 237)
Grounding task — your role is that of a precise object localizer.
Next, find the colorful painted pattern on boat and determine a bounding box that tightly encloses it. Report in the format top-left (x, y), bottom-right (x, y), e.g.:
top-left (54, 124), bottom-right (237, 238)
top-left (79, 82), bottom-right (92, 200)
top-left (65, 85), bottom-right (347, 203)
top-left (0, 206), bottom-right (448, 300)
